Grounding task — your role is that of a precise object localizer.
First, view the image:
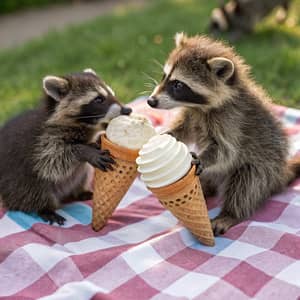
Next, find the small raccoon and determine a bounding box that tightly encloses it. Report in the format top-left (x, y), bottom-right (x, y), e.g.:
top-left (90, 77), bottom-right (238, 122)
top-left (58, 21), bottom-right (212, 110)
top-left (148, 33), bottom-right (300, 235)
top-left (0, 69), bottom-right (132, 225)
top-left (209, 0), bottom-right (291, 40)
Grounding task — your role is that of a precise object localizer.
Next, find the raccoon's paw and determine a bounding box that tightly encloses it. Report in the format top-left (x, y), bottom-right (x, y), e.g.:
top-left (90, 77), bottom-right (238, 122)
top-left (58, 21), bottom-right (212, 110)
top-left (211, 215), bottom-right (239, 236)
top-left (94, 150), bottom-right (116, 172)
top-left (190, 152), bottom-right (203, 176)
top-left (39, 210), bottom-right (66, 226)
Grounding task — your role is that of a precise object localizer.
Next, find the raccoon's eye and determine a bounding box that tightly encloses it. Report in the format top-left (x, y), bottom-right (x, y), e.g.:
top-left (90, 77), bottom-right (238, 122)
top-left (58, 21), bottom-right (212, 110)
top-left (172, 80), bottom-right (184, 91)
top-left (211, 21), bottom-right (220, 30)
top-left (93, 95), bottom-right (105, 104)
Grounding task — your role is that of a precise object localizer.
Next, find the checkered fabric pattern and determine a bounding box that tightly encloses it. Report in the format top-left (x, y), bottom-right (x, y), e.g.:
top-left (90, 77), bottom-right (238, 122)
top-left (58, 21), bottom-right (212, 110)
top-left (0, 99), bottom-right (300, 300)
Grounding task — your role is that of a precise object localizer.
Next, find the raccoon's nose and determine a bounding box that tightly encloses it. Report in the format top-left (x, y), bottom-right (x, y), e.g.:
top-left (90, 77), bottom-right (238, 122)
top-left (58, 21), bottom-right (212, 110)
top-left (147, 97), bottom-right (158, 108)
top-left (121, 106), bottom-right (132, 115)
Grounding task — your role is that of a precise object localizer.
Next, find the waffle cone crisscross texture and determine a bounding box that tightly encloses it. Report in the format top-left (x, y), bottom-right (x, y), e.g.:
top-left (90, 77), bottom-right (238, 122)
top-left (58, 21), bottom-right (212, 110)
top-left (92, 135), bottom-right (139, 231)
top-left (149, 166), bottom-right (215, 246)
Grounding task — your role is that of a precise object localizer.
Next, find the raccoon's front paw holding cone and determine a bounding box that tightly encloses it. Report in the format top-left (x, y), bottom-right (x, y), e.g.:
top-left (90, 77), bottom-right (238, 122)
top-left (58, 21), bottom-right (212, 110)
top-left (92, 114), bottom-right (156, 232)
top-left (137, 134), bottom-right (215, 246)
top-left (87, 142), bottom-right (115, 171)
top-left (190, 152), bottom-right (204, 176)
top-left (93, 149), bottom-right (115, 172)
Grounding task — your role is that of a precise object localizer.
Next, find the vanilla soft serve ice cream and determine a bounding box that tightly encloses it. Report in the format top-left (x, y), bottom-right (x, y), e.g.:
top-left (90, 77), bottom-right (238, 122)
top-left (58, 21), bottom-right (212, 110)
top-left (136, 134), bottom-right (192, 188)
top-left (106, 114), bottom-right (156, 149)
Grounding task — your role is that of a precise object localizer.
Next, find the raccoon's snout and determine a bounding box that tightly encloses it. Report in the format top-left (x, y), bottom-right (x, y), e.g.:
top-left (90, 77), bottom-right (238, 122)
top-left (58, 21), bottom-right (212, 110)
top-left (121, 106), bottom-right (132, 115)
top-left (147, 97), bottom-right (158, 108)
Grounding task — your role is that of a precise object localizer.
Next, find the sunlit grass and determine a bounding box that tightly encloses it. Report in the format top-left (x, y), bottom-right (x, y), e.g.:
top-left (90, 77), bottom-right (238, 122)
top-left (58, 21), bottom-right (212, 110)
top-left (0, 0), bottom-right (300, 123)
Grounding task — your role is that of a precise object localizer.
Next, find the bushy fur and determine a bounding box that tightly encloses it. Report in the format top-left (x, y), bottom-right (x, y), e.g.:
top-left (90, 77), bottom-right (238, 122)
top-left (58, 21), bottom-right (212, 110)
top-left (148, 34), bottom-right (299, 235)
top-left (0, 70), bottom-right (131, 225)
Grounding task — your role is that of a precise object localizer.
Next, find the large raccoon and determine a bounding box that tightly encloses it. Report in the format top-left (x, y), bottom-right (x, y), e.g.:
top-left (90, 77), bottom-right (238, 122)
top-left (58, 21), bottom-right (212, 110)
top-left (0, 69), bottom-right (132, 225)
top-left (148, 33), bottom-right (300, 235)
top-left (209, 0), bottom-right (291, 40)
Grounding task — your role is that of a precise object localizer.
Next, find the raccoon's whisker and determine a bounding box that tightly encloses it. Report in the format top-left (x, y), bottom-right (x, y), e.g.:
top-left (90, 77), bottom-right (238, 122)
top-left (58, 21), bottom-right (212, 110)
top-left (144, 82), bottom-right (155, 88)
top-left (152, 69), bottom-right (164, 75)
top-left (142, 72), bottom-right (158, 85)
top-left (75, 114), bottom-right (106, 120)
top-left (153, 59), bottom-right (164, 69)
top-left (139, 90), bottom-right (151, 95)
top-left (151, 77), bottom-right (158, 85)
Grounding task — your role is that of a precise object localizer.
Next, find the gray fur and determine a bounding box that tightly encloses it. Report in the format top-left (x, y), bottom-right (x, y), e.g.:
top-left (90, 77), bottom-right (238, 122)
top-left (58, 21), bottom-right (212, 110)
top-left (0, 71), bottom-right (131, 225)
top-left (149, 34), bottom-right (298, 235)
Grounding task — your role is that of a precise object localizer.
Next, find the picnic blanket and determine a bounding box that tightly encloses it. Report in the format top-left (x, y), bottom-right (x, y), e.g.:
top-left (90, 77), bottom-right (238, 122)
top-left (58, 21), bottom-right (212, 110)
top-left (0, 98), bottom-right (300, 300)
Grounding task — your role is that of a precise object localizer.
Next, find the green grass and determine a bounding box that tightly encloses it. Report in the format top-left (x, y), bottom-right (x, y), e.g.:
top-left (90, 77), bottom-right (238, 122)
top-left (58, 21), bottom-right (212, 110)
top-left (1, 0), bottom-right (300, 124)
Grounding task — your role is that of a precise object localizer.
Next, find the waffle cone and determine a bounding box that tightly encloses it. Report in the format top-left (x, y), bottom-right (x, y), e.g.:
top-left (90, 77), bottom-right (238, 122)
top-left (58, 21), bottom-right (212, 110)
top-left (92, 135), bottom-right (139, 231)
top-left (149, 166), bottom-right (215, 246)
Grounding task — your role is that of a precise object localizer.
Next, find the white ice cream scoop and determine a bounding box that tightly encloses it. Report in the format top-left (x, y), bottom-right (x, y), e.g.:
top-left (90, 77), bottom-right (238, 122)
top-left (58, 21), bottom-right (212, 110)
top-left (136, 134), bottom-right (192, 188)
top-left (106, 114), bottom-right (156, 149)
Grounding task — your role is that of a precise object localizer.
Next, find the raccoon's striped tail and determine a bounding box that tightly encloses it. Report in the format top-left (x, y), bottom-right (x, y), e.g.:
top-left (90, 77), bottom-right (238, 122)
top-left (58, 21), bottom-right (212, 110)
top-left (287, 156), bottom-right (300, 184)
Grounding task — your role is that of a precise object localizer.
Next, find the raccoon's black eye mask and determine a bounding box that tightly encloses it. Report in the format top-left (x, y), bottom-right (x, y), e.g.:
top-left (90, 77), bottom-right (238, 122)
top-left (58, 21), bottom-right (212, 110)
top-left (210, 21), bottom-right (220, 31)
top-left (75, 96), bottom-right (110, 124)
top-left (166, 80), bottom-right (208, 105)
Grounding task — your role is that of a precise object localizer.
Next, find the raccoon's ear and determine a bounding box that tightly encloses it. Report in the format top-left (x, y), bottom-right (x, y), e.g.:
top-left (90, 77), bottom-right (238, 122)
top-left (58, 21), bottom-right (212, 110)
top-left (207, 57), bottom-right (234, 81)
top-left (175, 32), bottom-right (188, 48)
top-left (84, 68), bottom-right (97, 76)
top-left (233, 1), bottom-right (241, 14)
top-left (43, 76), bottom-right (69, 101)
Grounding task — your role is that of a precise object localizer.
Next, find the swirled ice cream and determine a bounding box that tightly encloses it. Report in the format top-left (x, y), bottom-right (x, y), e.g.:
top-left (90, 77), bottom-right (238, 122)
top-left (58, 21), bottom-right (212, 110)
top-left (136, 134), bottom-right (192, 188)
top-left (106, 114), bottom-right (156, 149)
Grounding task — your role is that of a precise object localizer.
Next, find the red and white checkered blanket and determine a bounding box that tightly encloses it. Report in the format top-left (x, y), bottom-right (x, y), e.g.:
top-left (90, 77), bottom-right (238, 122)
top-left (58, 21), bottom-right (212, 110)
top-left (0, 99), bottom-right (300, 299)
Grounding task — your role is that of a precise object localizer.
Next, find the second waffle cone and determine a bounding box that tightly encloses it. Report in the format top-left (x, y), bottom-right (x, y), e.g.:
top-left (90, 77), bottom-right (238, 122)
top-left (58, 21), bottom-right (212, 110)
top-left (92, 135), bottom-right (139, 231)
top-left (149, 166), bottom-right (215, 246)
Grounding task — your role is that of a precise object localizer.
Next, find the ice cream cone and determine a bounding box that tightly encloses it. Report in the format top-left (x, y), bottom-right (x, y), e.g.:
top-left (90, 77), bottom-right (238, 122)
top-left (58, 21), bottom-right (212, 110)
top-left (92, 134), bottom-right (139, 231)
top-left (149, 165), bottom-right (215, 246)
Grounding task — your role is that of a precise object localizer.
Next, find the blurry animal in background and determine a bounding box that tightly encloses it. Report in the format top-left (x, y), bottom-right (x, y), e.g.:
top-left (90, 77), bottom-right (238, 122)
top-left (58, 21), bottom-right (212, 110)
top-left (209, 0), bottom-right (291, 40)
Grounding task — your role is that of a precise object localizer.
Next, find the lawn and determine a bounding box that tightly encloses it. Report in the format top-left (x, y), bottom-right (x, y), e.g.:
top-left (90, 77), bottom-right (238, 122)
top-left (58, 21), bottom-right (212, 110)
top-left (0, 0), bottom-right (300, 124)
